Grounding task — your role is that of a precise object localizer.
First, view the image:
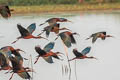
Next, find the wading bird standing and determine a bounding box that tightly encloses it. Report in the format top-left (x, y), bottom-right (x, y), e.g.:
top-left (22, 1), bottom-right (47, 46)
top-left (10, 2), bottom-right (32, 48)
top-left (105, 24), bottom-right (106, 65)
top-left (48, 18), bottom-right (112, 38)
top-left (69, 47), bottom-right (97, 61)
top-left (0, 5), bottom-right (14, 19)
top-left (86, 31), bottom-right (113, 43)
top-left (12, 23), bottom-right (48, 44)
top-left (38, 23), bottom-right (71, 37)
top-left (55, 31), bottom-right (80, 48)
top-left (34, 42), bottom-right (63, 64)
top-left (39, 18), bottom-right (72, 26)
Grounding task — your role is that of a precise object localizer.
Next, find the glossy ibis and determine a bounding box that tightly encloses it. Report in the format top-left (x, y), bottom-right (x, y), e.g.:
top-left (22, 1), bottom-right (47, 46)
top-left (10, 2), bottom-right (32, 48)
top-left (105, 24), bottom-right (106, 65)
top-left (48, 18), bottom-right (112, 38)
top-left (69, 47), bottom-right (97, 61)
top-left (0, 5), bottom-right (13, 19)
top-left (38, 23), bottom-right (71, 37)
top-left (12, 23), bottom-right (48, 44)
top-left (86, 31), bottom-right (113, 43)
top-left (39, 18), bottom-right (72, 26)
top-left (34, 42), bottom-right (63, 64)
top-left (55, 31), bottom-right (80, 48)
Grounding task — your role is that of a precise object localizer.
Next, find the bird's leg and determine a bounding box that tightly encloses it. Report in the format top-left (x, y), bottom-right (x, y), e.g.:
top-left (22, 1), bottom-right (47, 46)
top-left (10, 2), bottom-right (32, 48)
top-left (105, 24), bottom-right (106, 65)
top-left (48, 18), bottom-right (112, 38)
top-left (34, 56), bottom-right (40, 64)
top-left (54, 36), bottom-right (59, 41)
top-left (37, 31), bottom-right (45, 36)
top-left (11, 38), bottom-right (20, 44)
top-left (9, 73), bottom-right (14, 80)
top-left (68, 58), bottom-right (76, 61)
top-left (4, 70), bottom-right (12, 74)
top-left (39, 22), bottom-right (46, 26)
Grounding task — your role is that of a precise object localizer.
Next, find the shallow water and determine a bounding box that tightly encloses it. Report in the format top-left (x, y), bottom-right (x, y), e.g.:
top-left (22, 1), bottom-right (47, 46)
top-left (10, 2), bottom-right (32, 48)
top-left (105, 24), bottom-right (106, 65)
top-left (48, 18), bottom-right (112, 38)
top-left (0, 11), bottom-right (120, 80)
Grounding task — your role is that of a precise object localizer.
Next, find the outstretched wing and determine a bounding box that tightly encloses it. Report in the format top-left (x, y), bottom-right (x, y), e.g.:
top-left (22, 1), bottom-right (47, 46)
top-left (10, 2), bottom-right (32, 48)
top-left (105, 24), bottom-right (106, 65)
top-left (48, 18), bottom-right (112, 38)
top-left (92, 36), bottom-right (98, 43)
top-left (60, 32), bottom-right (71, 48)
top-left (0, 52), bottom-right (9, 67)
top-left (70, 34), bottom-right (76, 44)
top-left (27, 23), bottom-right (36, 34)
top-left (81, 46), bottom-right (91, 55)
top-left (17, 72), bottom-right (31, 79)
top-left (35, 45), bottom-right (46, 56)
top-left (43, 56), bottom-right (54, 63)
top-left (44, 42), bottom-right (55, 52)
top-left (73, 49), bottom-right (83, 57)
top-left (17, 24), bottom-right (30, 37)
top-left (45, 26), bottom-right (52, 37)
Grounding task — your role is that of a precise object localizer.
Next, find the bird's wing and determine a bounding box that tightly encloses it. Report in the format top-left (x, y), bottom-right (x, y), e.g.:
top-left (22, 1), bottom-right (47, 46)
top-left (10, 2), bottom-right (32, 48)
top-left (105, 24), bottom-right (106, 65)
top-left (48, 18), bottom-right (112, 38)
top-left (43, 42), bottom-right (55, 52)
top-left (0, 52), bottom-right (9, 67)
top-left (27, 23), bottom-right (36, 34)
top-left (0, 5), bottom-right (11, 19)
top-left (81, 46), bottom-right (91, 55)
top-left (35, 46), bottom-right (46, 55)
top-left (9, 57), bottom-right (20, 70)
top-left (0, 46), bottom-right (12, 57)
top-left (60, 33), bottom-right (71, 48)
top-left (17, 72), bottom-right (31, 79)
top-left (92, 35), bottom-right (98, 43)
top-left (70, 34), bottom-right (76, 44)
top-left (43, 56), bottom-right (54, 63)
top-left (17, 24), bottom-right (30, 37)
top-left (45, 26), bottom-right (52, 37)
top-left (73, 50), bottom-right (83, 57)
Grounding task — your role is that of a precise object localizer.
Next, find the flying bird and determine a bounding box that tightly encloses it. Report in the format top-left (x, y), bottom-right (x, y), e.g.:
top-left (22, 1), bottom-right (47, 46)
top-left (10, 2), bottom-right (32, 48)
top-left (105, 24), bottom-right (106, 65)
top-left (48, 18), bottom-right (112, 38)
top-left (55, 31), bottom-right (80, 48)
top-left (0, 46), bottom-right (32, 80)
top-left (69, 47), bottom-right (97, 61)
top-left (34, 42), bottom-right (63, 64)
top-left (9, 57), bottom-right (32, 80)
top-left (12, 23), bottom-right (48, 44)
top-left (38, 23), bottom-right (71, 37)
top-left (86, 31), bottom-right (113, 43)
top-left (0, 5), bottom-right (14, 19)
top-left (39, 18), bottom-right (72, 26)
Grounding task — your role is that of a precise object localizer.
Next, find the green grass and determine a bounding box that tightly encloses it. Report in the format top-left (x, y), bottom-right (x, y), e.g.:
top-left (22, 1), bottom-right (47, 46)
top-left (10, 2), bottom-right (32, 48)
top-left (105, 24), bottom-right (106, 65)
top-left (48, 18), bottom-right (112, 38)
top-left (11, 3), bottom-right (120, 14)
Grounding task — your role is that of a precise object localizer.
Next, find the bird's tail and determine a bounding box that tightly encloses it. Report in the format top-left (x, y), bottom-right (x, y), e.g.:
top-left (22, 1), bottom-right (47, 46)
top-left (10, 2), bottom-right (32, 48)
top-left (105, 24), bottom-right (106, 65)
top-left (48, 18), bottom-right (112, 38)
top-left (34, 56), bottom-right (40, 64)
